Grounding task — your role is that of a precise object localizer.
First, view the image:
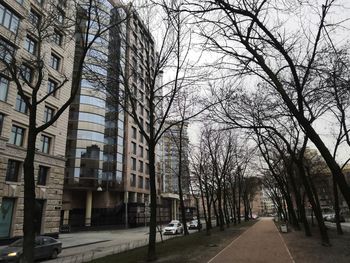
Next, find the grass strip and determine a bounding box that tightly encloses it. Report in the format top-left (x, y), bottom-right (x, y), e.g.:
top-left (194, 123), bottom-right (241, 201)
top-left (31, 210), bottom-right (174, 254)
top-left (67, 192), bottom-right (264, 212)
top-left (91, 220), bottom-right (256, 263)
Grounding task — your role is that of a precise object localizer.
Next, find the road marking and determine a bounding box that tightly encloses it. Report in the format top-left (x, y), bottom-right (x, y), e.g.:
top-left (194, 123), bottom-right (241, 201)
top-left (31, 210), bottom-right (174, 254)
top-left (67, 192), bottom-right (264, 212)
top-left (274, 223), bottom-right (295, 263)
top-left (207, 221), bottom-right (258, 263)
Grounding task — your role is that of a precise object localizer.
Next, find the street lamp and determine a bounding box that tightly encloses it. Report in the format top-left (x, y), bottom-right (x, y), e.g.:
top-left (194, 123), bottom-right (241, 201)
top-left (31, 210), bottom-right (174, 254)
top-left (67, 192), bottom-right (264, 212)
top-left (97, 186), bottom-right (103, 192)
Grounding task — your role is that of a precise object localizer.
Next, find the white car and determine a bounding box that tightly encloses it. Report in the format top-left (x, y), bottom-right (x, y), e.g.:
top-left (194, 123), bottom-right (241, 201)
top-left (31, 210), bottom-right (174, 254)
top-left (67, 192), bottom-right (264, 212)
top-left (187, 220), bottom-right (201, 229)
top-left (163, 221), bottom-right (184, 235)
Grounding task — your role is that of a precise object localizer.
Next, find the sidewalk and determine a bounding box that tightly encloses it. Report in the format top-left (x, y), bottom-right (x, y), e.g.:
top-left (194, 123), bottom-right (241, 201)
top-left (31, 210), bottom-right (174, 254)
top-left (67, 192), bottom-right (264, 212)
top-left (208, 218), bottom-right (294, 263)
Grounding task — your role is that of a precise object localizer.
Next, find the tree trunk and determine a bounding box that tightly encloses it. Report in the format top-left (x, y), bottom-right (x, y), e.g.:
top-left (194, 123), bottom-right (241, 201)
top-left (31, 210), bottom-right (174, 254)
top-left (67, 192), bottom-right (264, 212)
top-left (299, 162), bottom-right (330, 246)
top-left (237, 175), bottom-right (241, 224)
top-left (195, 197), bottom-right (201, 232)
top-left (333, 175), bottom-right (343, 235)
top-left (177, 122), bottom-right (189, 235)
top-left (147, 143), bottom-right (157, 261)
top-left (23, 113), bottom-right (37, 263)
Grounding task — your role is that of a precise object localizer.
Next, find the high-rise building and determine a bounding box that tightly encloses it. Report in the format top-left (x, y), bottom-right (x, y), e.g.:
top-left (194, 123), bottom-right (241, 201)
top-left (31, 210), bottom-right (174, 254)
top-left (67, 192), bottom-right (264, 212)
top-left (0, 0), bottom-right (75, 242)
top-left (62, 1), bottom-right (166, 228)
top-left (161, 121), bottom-right (191, 220)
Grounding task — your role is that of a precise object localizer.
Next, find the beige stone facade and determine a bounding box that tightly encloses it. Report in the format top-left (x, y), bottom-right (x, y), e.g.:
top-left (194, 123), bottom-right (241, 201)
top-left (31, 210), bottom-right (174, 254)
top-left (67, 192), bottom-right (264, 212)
top-left (0, 0), bottom-right (75, 241)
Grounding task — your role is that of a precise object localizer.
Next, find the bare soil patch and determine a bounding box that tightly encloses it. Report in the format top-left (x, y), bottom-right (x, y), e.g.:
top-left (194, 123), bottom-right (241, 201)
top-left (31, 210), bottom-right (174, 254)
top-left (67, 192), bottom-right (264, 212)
top-left (282, 226), bottom-right (350, 263)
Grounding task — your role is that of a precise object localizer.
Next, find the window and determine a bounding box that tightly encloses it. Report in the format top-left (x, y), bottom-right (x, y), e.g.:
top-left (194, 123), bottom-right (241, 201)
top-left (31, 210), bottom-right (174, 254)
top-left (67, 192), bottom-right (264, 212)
top-left (43, 106), bottom-right (54, 123)
top-left (139, 146), bottom-right (144, 157)
top-left (29, 9), bottom-right (40, 27)
top-left (131, 142), bottom-right (137, 154)
top-left (37, 166), bottom-right (49, 185)
top-left (57, 9), bottom-right (64, 24)
top-left (80, 95), bottom-right (105, 108)
top-left (139, 131), bottom-right (144, 143)
top-left (39, 134), bottom-right (51, 154)
top-left (52, 30), bottom-right (63, 46)
top-left (47, 79), bottom-right (57, 96)
top-left (35, 0), bottom-right (44, 6)
top-left (6, 159), bottom-right (21, 182)
top-left (0, 39), bottom-right (15, 62)
top-left (145, 163), bottom-right (149, 174)
top-left (15, 94), bottom-right (28, 114)
top-left (0, 4), bottom-right (20, 33)
top-left (79, 112), bottom-right (104, 126)
top-left (50, 53), bottom-right (60, 70)
top-left (10, 125), bottom-right (24, 146)
top-left (0, 76), bottom-right (9, 101)
top-left (21, 65), bottom-right (33, 83)
top-left (145, 178), bottom-right (150, 190)
top-left (139, 104), bottom-right (144, 115)
top-left (0, 113), bottom-right (4, 135)
top-left (146, 149), bottom-right (149, 160)
top-left (146, 122), bottom-right (150, 133)
top-left (16, 0), bottom-right (24, 5)
top-left (138, 176), bottom-right (143, 188)
top-left (139, 160), bottom-right (143, 173)
top-left (132, 126), bottom-right (137, 139)
top-left (131, 157), bottom-right (136, 170)
top-left (139, 117), bottom-right (143, 128)
top-left (139, 91), bottom-right (144, 102)
top-left (77, 130), bottom-right (104, 143)
top-left (130, 173), bottom-right (136, 187)
top-left (24, 36), bottom-right (37, 55)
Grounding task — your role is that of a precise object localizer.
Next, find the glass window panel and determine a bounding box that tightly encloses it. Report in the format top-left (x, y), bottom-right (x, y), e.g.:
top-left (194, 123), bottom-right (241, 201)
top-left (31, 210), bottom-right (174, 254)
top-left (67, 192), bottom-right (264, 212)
top-left (0, 77), bottom-right (9, 101)
top-left (117, 136), bottom-right (123, 146)
top-left (37, 166), bottom-right (49, 185)
top-left (117, 153), bottom-right (123, 163)
top-left (0, 113), bottom-right (4, 136)
top-left (47, 79), bottom-right (57, 96)
top-left (40, 135), bottom-right (51, 154)
top-left (44, 106), bottom-right (54, 123)
top-left (79, 112), bottom-right (105, 125)
top-left (50, 54), bottom-right (60, 70)
top-left (77, 130), bottom-right (104, 143)
top-left (15, 94), bottom-right (28, 114)
top-left (24, 36), bottom-right (36, 54)
top-left (6, 160), bottom-right (20, 182)
top-left (131, 157), bottom-right (136, 170)
top-left (131, 142), bottom-right (136, 154)
top-left (10, 125), bottom-right (24, 146)
top-left (80, 95), bottom-right (105, 108)
top-left (29, 9), bottom-right (40, 27)
top-left (52, 30), bottom-right (63, 46)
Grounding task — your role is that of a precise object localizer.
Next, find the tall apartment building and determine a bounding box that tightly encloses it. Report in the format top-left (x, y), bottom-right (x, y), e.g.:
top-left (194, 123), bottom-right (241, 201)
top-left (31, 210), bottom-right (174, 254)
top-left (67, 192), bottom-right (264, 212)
top-left (161, 121), bottom-right (191, 220)
top-left (0, 0), bottom-right (75, 242)
top-left (62, 1), bottom-right (166, 228)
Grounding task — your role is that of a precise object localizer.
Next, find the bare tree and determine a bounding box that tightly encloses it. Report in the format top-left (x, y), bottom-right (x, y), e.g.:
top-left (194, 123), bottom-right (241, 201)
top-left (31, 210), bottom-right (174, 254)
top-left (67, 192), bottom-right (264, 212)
top-left (186, 0), bottom-right (350, 210)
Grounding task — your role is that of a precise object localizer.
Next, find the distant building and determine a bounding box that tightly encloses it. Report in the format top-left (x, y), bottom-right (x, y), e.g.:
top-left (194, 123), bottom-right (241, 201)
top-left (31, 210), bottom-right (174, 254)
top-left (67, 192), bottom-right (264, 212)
top-left (160, 121), bottom-right (191, 220)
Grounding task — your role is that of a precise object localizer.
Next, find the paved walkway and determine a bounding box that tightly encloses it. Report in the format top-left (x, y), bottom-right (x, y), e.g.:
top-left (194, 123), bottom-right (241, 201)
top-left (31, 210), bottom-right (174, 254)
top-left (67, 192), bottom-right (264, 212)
top-left (208, 218), bottom-right (294, 263)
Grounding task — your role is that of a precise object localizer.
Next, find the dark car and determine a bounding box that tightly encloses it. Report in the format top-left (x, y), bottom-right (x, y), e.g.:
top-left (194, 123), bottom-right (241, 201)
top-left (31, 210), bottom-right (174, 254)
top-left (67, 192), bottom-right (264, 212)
top-left (0, 236), bottom-right (62, 263)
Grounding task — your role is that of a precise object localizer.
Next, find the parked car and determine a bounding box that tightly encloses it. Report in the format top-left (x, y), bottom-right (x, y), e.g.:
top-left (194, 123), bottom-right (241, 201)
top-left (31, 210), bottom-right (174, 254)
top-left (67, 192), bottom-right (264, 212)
top-left (187, 220), bottom-right (201, 230)
top-left (163, 222), bottom-right (184, 235)
top-left (326, 214), bottom-right (345, 223)
top-left (0, 236), bottom-right (62, 263)
top-left (251, 214), bottom-right (259, 220)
